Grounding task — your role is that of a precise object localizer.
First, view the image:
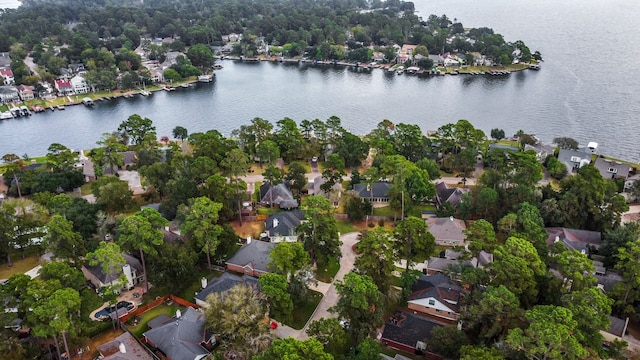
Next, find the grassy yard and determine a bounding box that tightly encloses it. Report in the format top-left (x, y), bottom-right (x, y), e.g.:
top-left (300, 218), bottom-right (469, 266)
top-left (372, 206), bottom-right (397, 217)
top-left (407, 204), bottom-right (437, 218)
top-left (288, 290), bottom-right (323, 330)
top-left (336, 219), bottom-right (358, 234)
top-left (126, 304), bottom-right (181, 338)
top-left (0, 255), bottom-right (40, 280)
top-left (315, 256), bottom-right (340, 283)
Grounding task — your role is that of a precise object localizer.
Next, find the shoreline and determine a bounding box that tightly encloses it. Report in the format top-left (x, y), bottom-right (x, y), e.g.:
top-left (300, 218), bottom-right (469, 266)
top-left (0, 58), bottom-right (531, 117)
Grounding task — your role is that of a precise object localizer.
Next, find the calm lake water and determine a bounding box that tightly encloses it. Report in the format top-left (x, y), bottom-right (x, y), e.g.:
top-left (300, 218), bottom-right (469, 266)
top-left (1, 0), bottom-right (639, 161)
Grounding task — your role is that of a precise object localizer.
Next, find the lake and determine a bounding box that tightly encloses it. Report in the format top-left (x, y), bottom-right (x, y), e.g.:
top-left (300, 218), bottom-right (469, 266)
top-left (1, 0), bottom-right (639, 161)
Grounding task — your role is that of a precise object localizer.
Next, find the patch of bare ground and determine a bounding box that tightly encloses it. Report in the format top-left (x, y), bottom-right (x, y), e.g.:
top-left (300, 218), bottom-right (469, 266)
top-left (230, 219), bottom-right (264, 239)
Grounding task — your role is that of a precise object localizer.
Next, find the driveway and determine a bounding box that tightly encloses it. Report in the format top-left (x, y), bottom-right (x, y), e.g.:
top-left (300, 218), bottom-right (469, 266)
top-left (296, 232), bottom-right (360, 340)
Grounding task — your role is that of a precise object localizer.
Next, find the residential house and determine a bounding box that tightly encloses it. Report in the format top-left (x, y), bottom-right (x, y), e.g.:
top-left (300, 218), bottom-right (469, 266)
top-left (259, 183), bottom-right (299, 209)
top-left (221, 33), bottom-right (242, 42)
top-left (82, 253), bottom-right (143, 291)
top-left (380, 311), bottom-right (443, 358)
top-left (143, 307), bottom-right (212, 360)
top-left (546, 227), bottom-right (602, 255)
top-left (593, 158), bottom-right (632, 180)
top-left (149, 69), bottom-right (164, 83)
top-left (557, 149), bottom-right (591, 174)
top-left (309, 175), bottom-right (342, 203)
top-left (397, 44), bottom-right (418, 64)
top-left (371, 51), bottom-right (386, 63)
top-left (425, 256), bottom-right (476, 275)
top-left (54, 79), bottom-right (74, 95)
top-left (70, 74), bottom-right (90, 94)
top-left (225, 240), bottom-right (276, 277)
top-left (407, 273), bottom-right (464, 322)
top-left (353, 182), bottom-right (391, 203)
top-left (426, 217), bottom-right (466, 246)
top-left (435, 182), bottom-right (470, 209)
top-left (0, 86), bottom-right (19, 103)
top-left (97, 332), bottom-right (154, 360)
top-left (263, 210), bottom-right (304, 243)
top-left (428, 54), bottom-right (444, 66)
top-left (0, 68), bottom-right (14, 85)
top-left (0, 53), bottom-right (10, 68)
top-left (601, 315), bottom-right (629, 345)
top-left (16, 85), bottom-right (34, 101)
top-left (194, 272), bottom-right (258, 307)
top-left (524, 142), bottom-right (556, 162)
top-left (625, 173), bottom-right (640, 192)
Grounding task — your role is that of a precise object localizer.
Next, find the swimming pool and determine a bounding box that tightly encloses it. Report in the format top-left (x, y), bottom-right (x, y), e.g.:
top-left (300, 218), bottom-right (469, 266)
top-left (94, 301), bottom-right (135, 320)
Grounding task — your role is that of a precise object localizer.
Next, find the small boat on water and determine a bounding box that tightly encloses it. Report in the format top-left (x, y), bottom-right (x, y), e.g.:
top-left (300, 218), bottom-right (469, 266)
top-left (213, 64), bottom-right (223, 70)
top-left (56, 105), bottom-right (65, 110)
top-left (198, 74), bottom-right (213, 82)
top-left (140, 90), bottom-right (151, 96)
top-left (20, 106), bottom-right (30, 116)
top-left (82, 97), bottom-right (94, 106)
top-left (528, 63), bottom-right (541, 70)
top-left (0, 111), bottom-right (13, 120)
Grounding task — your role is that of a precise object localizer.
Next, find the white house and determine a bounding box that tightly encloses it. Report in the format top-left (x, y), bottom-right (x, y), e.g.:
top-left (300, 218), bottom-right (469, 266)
top-left (70, 74), bottom-right (90, 94)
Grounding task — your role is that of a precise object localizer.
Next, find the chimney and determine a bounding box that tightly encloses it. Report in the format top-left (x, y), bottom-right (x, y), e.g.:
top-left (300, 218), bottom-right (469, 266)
top-left (201, 277), bottom-right (207, 289)
top-left (176, 309), bottom-right (181, 318)
top-left (247, 236), bottom-right (251, 244)
top-left (118, 342), bottom-right (126, 354)
top-left (273, 218), bottom-right (279, 228)
top-left (165, 226), bottom-right (170, 232)
top-left (554, 236), bottom-right (559, 243)
top-left (449, 216), bottom-right (454, 221)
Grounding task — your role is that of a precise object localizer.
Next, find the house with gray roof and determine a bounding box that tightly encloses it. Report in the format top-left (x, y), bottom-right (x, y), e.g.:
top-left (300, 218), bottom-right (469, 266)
top-left (259, 183), bottom-right (298, 209)
top-left (263, 210), bottom-right (304, 243)
top-left (143, 307), bottom-right (212, 360)
top-left (524, 142), bottom-right (556, 162)
top-left (426, 217), bottom-right (466, 246)
top-left (546, 227), bottom-right (601, 254)
top-left (97, 331), bottom-right (154, 360)
top-left (353, 182), bottom-right (391, 203)
top-left (226, 240), bottom-right (276, 277)
top-left (593, 157), bottom-right (632, 180)
top-left (557, 149), bottom-right (592, 174)
top-left (309, 176), bottom-right (342, 203)
top-left (81, 253), bottom-right (143, 291)
top-left (194, 272), bottom-right (257, 307)
top-left (380, 311), bottom-right (443, 356)
top-left (0, 86), bottom-right (19, 104)
top-left (435, 182), bottom-right (469, 209)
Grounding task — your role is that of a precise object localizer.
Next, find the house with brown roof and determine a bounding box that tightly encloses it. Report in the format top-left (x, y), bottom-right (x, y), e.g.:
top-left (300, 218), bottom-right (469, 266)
top-left (407, 273), bottom-right (464, 322)
top-left (97, 332), bottom-right (154, 360)
top-left (380, 311), bottom-right (443, 358)
top-left (225, 240), bottom-right (276, 277)
top-left (426, 217), bottom-right (466, 246)
top-left (16, 85), bottom-right (34, 101)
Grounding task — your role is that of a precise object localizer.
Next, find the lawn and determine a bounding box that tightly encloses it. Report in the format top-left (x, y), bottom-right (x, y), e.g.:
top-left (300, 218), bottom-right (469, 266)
top-left (336, 219), bottom-right (358, 234)
top-left (126, 304), bottom-right (181, 338)
top-left (407, 204), bottom-right (437, 218)
top-left (315, 256), bottom-right (340, 283)
top-left (0, 255), bottom-right (40, 280)
top-left (372, 206), bottom-right (397, 217)
top-left (288, 290), bottom-right (323, 330)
